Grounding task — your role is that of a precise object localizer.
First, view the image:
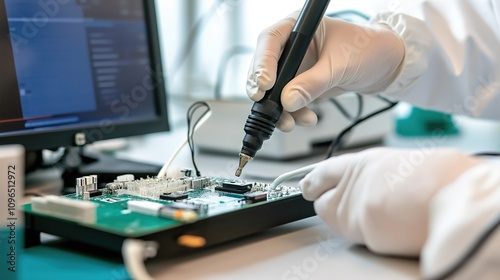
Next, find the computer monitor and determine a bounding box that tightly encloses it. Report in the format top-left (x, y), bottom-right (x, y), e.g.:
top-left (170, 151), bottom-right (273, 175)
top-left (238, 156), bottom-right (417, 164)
top-left (0, 0), bottom-right (169, 179)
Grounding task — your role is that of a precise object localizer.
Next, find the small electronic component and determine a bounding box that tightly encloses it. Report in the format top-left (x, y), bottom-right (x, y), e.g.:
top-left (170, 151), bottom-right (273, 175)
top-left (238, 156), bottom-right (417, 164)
top-left (75, 175), bottom-right (98, 197)
top-left (159, 192), bottom-right (188, 201)
top-left (31, 195), bottom-right (97, 224)
top-left (89, 190), bottom-right (103, 198)
top-left (103, 176), bottom-right (211, 199)
top-left (170, 201), bottom-right (208, 215)
top-left (158, 206), bottom-right (197, 223)
top-left (244, 191), bottom-right (268, 204)
top-left (127, 200), bottom-right (198, 223)
top-left (214, 181), bottom-right (252, 194)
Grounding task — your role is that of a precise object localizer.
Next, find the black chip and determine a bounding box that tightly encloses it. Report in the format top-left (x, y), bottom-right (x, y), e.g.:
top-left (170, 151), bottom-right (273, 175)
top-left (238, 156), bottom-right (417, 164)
top-left (89, 190), bottom-right (103, 197)
top-left (214, 181), bottom-right (253, 194)
top-left (159, 192), bottom-right (188, 201)
top-left (244, 191), bottom-right (267, 203)
top-left (215, 186), bottom-right (249, 194)
top-left (222, 182), bottom-right (252, 190)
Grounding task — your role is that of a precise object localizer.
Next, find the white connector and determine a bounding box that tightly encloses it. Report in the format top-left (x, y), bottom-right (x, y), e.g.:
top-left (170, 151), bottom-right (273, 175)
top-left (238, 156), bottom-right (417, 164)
top-left (31, 195), bottom-right (97, 224)
top-left (127, 200), bottom-right (163, 216)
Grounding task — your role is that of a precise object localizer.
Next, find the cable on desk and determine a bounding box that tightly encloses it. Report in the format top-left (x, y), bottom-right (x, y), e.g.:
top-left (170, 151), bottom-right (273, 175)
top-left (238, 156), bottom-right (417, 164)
top-left (122, 239), bottom-right (158, 280)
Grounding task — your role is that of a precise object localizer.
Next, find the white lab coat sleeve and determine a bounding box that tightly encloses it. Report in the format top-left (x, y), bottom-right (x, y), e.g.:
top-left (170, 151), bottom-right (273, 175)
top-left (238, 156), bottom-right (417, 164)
top-left (311, 149), bottom-right (500, 279)
top-left (371, 0), bottom-right (500, 120)
top-left (422, 162), bottom-right (500, 279)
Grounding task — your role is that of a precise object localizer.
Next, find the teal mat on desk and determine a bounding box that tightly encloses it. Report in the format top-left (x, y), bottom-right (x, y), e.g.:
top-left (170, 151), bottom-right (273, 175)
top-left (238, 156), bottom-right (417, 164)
top-left (20, 245), bottom-right (130, 280)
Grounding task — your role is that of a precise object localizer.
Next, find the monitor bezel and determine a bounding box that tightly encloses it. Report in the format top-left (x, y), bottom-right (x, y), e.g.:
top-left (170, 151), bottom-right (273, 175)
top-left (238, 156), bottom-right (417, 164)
top-left (0, 0), bottom-right (169, 152)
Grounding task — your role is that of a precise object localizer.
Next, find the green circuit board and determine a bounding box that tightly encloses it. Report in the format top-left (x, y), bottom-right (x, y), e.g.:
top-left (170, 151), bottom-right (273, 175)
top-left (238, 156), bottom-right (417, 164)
top-left (23, 176), bottom-right (301, 238)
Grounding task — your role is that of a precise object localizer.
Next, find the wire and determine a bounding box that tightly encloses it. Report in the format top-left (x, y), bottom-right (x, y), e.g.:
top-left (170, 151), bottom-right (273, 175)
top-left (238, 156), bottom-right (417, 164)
top-left (187, 101), bottom-right (211, 176)
top-left (329, 98), bottom-right (354, 120)
top-left (326, 10), bottom-right (370, 21)
top-left (269, 163), bottom-right (319, 190)
top-left (472, 152), bottom-right (500, 157)
top-left (325, 98), bottom-right (398, 158)
top-left (429, 214), bottom-right (500, 280)
top-left (329, 93), bottom-right (364, 121)
top-left (157, 109), bottom-right (212, 178)
top-left (122, 239), bottom-right (158, 280)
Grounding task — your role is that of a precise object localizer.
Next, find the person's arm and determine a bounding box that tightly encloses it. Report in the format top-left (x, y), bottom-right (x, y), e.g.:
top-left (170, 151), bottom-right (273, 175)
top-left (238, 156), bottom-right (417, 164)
top-left (376, 0), bottom-right (500, 120)
top-left (300, 148), bottom-right (500, 279)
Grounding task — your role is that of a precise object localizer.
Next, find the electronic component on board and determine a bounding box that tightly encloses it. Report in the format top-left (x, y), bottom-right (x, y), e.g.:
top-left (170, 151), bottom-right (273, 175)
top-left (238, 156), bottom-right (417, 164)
top-left (31, 195), bottom-right (97, 224)
top-left (159, 192), bottom-right (188, 201)
top-left (215, 181), bottom-right (252, 194)
top-left (158, 206), bottom-right (198, 223)
top-left (75, 175), bottom-right (98, 197)
top-left (103, 176), bottom-right (211, 199)
top-left (170, 201), bottom-right (208, 215)
top-left (244, 191), bottom-right (268, 204)
top-left (89, 190), bottom-right (103, 198)
top-left (127, 200), bottom-right (198, 223)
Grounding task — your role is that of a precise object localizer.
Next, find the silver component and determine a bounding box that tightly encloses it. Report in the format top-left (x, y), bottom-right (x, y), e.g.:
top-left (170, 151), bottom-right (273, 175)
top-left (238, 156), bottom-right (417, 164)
top-left (84, 176), bottom-right (92, 192)
top-left (76, 177), bottom-right (85, 196)
top-left (83, 191), bottom-right (90, 201)
top-left (74, 132), bottom-right (86, 146)
top-left (90, 175), bottom-right (98, 191)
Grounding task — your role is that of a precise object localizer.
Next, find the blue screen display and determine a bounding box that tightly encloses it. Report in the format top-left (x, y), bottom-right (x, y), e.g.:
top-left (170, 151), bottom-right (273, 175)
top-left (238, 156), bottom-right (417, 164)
top-left (0, 0), bottom-right (159, 135)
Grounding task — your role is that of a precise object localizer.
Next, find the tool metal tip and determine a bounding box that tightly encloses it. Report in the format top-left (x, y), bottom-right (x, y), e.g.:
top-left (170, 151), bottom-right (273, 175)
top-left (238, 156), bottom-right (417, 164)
top-left (235, 153), bottom-right (252, 177)
top-left (235, 168), bottom-right (242, 177)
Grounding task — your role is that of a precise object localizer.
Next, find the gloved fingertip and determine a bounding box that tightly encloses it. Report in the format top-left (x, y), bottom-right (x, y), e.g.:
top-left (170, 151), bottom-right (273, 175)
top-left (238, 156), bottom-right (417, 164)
top-left (282, 89), bottom-right (307, 112)
top-left (276, 113), bottom-right (295, 132)
top-left (295, 110), bottom-right (318, 126)
top-left (276, 122), bottom-right (294, 133)
top-left (246, 80), bottom-right (265, 101)
top-left (254, 69), bottom-right (274, 90)
top-left (299, 178), bottom-right (316, 201)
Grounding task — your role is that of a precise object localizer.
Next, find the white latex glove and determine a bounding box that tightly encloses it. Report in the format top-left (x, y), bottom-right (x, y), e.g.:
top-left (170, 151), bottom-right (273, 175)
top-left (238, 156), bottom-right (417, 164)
top-left (299, 147), bottom-right (483, 256)
top-left (246, 12), bottom-right (405, 132)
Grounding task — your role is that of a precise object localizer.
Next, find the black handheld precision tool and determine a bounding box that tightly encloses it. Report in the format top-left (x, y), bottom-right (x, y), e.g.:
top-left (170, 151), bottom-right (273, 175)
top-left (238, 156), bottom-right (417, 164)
top-left (235, 0), bottom-right (330, 177)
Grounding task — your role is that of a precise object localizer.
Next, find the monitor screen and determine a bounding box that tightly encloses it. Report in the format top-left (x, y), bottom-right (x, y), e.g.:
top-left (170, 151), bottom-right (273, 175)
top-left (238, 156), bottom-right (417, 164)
top-left (0, 0), bottom-right (168, 152)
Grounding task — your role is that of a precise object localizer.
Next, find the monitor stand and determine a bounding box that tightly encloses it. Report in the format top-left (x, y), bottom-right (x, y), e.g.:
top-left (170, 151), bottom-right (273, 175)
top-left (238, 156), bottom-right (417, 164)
top-left (60, 148), bottom-right (161, 194)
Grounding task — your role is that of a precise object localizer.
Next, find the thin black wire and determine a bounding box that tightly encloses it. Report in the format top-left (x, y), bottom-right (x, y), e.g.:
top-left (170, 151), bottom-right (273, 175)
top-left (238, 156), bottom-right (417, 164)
top-left (354, 93), bottom-right (364, 120)
top-left (186, 101), bottom-right (211, 176)
top-left (325, 98), bottom-right (398, 158)
top-left (472, 152), bottom-right (500, 157)
top-left (329, 93), bottom-right (364, 121)
top-left (329, 98), bottom-right (354, 120)
top-left (326, 10), bottom-right (370, 21)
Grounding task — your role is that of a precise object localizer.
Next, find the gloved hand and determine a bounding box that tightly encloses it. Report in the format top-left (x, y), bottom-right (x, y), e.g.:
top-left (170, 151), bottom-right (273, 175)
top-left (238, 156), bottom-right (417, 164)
top-left (298, 147), bottom-right (483, 256)
top-left (247, 12), bottom-right (405, 132)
